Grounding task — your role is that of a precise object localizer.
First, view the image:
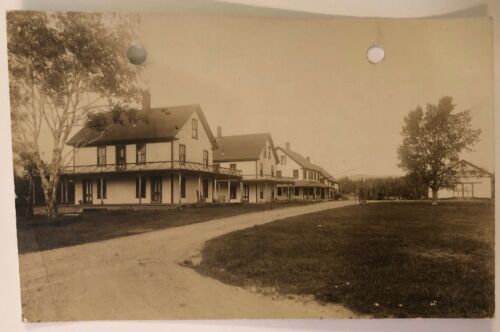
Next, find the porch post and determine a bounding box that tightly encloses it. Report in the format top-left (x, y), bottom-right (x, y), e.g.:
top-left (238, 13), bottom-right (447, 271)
top-left (240, 181), bottom-right (243, 202)
top-left (214, 179), bottom-right (217, 202)
top-left (178, 173), bottom-right (182, 204)
top-left (227, 180), bottom-right (230, 203)
top-left (100, 176), bottom-right (104, 205)
top-left (64, 178), bottom-right (69, 205)
top-left (198, 176), bottom-right (201, 202)
top-left (138, 176), bottom-right (142, 205)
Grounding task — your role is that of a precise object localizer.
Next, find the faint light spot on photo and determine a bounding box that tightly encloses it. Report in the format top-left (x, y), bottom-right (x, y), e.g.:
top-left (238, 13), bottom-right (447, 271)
top-left (127, 45), bottom-right (147, 65)
top-left (366, 45), bottom-right (384, 64)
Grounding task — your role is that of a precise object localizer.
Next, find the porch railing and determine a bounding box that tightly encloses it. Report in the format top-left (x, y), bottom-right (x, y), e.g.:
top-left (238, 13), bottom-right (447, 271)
top-left (242, 174), bottom-right (296, 182)
top-left (62, 160), bottom-right (242, 177)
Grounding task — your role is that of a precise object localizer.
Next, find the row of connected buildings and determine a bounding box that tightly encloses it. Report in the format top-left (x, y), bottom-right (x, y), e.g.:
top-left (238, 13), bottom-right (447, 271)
top-left (57, 97), bottom-right (339, 206)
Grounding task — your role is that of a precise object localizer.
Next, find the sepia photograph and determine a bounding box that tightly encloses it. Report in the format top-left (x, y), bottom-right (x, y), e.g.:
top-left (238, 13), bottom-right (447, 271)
top-left (6, 10), bottom-right (494, 321)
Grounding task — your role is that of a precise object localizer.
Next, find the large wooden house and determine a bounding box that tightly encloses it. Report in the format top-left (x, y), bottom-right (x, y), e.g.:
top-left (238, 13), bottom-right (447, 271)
top-left (276, 143), bottom-right (338, 200)
top-left (213, 131), bottom-right (295, 203)
top-left (58, 104), bottom-right (241, 206)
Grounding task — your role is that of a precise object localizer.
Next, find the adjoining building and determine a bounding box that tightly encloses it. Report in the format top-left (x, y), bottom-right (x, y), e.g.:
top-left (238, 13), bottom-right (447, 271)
top-left (276, 143), bottom-right (338, 200)
top-left (432, 160), bottom-right (494, 199)
top-left (213, 130), bottom-right (295, 203)
top-left (58, 103), bottom-right (241, 206)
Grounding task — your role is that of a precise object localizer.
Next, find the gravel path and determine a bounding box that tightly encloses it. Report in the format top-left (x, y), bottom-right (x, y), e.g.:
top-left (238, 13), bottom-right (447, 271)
top-left (19, 200), bottom-right (359, 321)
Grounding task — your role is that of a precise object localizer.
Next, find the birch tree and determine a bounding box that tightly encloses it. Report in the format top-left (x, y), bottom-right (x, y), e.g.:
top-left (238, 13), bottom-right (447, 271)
top-left (397, 97), bottom-right (481, 205)
top-left (7, 11), bottom-right (142, 219)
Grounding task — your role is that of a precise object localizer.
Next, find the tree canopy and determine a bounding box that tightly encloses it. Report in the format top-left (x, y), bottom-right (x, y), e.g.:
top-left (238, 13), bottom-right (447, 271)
top-left (397, 96), bottom-right (481, 204)
top-left (7, 11), bottom-right (143, 219)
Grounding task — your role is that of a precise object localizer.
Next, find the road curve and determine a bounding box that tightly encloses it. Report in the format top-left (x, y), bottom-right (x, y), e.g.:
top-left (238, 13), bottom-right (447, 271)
top-left (19, 200), bottom-right (359, 321)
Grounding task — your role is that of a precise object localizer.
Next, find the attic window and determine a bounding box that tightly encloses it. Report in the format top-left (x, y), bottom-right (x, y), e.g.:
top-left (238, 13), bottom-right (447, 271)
top-left (192, 118), bottom-right (198, 139)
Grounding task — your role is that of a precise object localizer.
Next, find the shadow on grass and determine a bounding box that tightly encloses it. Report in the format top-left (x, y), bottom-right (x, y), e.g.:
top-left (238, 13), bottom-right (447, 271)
top-left (196, 200), bottom-right (494, 318)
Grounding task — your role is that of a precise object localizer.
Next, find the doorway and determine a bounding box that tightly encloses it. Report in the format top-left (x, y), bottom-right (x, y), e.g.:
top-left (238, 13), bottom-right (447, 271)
top-left (151, 176), bottom-right (162, 203)
top-left (82, 179), bottom-right (93, 204)
top-left (116, 145), bottom-right (126, 170)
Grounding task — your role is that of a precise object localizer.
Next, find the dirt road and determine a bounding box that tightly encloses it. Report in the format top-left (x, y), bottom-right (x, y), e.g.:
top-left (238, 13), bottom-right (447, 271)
top-left (19, 200), bottom-right (358, 321)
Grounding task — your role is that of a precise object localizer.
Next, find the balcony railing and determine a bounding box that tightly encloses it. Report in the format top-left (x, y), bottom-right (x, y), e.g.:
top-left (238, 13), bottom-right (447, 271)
top-left (62, 160), bottom-right (242, 177)
top-left (242, 174), bottom-right (296, 182)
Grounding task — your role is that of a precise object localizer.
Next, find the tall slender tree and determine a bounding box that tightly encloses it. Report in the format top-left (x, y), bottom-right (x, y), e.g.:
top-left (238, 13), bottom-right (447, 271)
top-left (8, 11), bottom-right (143, 219)
top-left (397, 97), bottom-right (481, 205)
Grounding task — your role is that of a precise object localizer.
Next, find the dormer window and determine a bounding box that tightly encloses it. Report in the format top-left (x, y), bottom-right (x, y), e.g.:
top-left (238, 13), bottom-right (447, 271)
top-left (281, 155), bottom-right (286, 165)
top-left (263, 146), bottom-right (266, 158)
top-left (192, 118), bottom-right (198, 139)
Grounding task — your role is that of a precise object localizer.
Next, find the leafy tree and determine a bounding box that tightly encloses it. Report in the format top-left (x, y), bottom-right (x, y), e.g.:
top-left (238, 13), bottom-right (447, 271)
top-left (397, 97), bottom-right (481, 205)
top-left (7, 11), bottom-right (143, 219)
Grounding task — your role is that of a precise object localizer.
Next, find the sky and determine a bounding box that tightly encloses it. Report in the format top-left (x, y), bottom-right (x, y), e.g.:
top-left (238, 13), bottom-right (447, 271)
top-left (136, 15), bottom-right (494, 177)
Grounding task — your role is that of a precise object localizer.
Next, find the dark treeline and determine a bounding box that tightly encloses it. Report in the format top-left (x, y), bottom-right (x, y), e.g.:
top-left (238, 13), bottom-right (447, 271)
top-left (339, 174), bottom-right (428, 200)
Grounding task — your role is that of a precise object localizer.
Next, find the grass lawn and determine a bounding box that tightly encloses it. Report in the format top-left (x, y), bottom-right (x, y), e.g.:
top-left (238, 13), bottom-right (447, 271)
top-left (196, 201), bottom-right (494, 318)
top-left (17, 201), bottom-right (313, 254)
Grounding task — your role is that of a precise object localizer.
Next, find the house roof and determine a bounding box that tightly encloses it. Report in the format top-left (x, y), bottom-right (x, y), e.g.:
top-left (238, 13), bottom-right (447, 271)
top-left (67, 105), bottom-right (217, 148)
top-left (277, 146), bottom-right (338, 183)
top-left (456, 160), bottom-right (493, 176)
top-left (213, 133), bottom-right (279, 163)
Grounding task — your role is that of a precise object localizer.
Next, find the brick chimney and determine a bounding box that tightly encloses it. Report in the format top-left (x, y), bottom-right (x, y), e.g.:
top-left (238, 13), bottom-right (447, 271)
top-left (142, 90), bottom-right (151, 111)
top-left (285, 142), bottom-right (290, 150)
top-left (217, 126), bottom-right (222, 138)
top-left (306, 156), bottom-right (310, 162)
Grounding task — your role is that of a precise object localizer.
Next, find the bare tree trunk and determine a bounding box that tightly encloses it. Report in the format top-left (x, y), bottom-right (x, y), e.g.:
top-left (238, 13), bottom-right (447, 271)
top-left (40, 169), bottom-right (60, 221)
top-left (43, 181), bottom-right (59, 220)
top-left (431, 189), bottom-right (438, 205)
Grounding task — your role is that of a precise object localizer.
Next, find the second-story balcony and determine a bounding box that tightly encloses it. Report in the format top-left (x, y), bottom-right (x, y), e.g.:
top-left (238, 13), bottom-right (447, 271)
top-left (62, 160), bottom-right (242, 178)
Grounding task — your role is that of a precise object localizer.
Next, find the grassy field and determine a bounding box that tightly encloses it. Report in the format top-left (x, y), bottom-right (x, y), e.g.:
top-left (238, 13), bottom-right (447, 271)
top-left (17, 201), bottom-right (313, 254)
top-left (197, 201), bottom-right (494, 318)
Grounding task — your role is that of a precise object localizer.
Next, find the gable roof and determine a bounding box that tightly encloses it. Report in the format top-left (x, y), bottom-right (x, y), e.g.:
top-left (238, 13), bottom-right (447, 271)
top-left (277, 146), bottom-right (337, 183)
top-left (456, 160), bottom-right (493, 176)
top-left (213, 133), bottom-right (279, 163)
top-left (67, 105), bottom-right (217, 148)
